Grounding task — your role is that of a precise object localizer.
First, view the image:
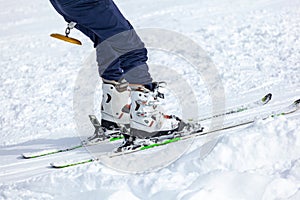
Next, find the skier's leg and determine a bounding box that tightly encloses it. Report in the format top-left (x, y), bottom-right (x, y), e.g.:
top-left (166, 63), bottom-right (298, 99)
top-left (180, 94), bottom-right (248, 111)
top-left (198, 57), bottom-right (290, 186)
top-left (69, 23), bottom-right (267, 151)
top-left (51, 0), bottom-right (152, 84)
top-left (95, 31), bottom-right (152, 84)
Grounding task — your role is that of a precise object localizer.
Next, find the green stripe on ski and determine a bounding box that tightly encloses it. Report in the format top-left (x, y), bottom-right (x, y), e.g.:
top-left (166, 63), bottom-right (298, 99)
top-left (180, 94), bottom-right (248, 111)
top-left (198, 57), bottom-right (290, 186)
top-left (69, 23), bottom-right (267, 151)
top-left (51, 159), bottom-right (94, 168)
top-left (22, 145), bottom-right (83, 159)
top-left (109, 136), bottom-right (124, 142)
top-left (271, 113), bottom-right (285, 117)
top-left (237, 108), bottom-right (247, 112)
top-left (140, 137), bottom-right (181, 150)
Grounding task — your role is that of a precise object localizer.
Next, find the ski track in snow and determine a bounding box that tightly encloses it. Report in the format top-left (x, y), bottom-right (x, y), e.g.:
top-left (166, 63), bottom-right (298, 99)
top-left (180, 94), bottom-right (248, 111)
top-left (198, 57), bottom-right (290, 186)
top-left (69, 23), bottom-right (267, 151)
top-left (0, 0), bottom-right (300, 199)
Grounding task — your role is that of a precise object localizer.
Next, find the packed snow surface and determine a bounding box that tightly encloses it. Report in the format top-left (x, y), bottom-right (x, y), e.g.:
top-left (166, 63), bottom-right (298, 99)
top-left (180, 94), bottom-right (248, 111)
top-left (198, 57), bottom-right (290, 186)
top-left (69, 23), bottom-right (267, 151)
top-left (0, 0), bottom-right (300, 199)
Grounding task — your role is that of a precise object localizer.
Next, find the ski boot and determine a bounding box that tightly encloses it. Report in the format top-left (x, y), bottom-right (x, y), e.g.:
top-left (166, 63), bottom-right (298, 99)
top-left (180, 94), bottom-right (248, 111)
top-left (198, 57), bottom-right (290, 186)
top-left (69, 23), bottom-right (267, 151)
top-left (85, 79), bottom-right (130, 144)
top-left (115, 82), bottom-right (186, 152)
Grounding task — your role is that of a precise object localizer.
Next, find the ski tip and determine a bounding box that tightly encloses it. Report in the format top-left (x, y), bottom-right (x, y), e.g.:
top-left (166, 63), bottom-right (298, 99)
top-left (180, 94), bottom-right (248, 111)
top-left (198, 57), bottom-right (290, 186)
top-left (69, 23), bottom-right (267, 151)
top-left (21, 154), bottom-right (30, 159)
top-left (50, 163), bottom-right (58, 168)
top-left (294, 99), bottom-right (300, 106)
top-left (50, 162), bottom-right (66, 169)
top-left (262, 93), bottom-right (272, 104)
top-left (49, 163), bottom-right (64, 169)
top-left (21, 153), bottom-right (40, 159)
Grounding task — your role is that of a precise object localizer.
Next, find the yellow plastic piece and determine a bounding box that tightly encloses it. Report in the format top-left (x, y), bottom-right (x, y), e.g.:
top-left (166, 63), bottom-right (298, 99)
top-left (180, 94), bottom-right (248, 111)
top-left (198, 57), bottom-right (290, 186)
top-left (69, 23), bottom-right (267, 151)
top-left (50, 33), bottom-right (82, 45)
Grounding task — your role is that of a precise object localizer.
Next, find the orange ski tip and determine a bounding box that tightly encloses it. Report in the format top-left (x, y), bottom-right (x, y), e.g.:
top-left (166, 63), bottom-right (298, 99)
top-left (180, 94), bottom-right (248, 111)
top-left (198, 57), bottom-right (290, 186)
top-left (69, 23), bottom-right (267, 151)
top-left (50, 33), bottom-right (82, 45)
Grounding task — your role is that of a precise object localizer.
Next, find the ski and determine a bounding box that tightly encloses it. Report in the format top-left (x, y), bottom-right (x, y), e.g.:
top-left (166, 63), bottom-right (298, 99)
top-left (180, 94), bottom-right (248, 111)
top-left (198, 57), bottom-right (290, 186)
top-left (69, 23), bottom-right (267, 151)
top-left (22, 93), bottom-right (272, 159)
top-left (50, 98), bottom-right (299, 168)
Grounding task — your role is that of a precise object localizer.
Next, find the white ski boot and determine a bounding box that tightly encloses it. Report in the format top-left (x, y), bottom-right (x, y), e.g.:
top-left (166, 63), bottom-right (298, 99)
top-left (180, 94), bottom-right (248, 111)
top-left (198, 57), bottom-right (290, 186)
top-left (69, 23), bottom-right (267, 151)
top-left (101, 79), bottom-right (130, 127)
top-left (116, 82), bottom-right (186, 151)
top-left (87, 79), bottom-right (130, 144)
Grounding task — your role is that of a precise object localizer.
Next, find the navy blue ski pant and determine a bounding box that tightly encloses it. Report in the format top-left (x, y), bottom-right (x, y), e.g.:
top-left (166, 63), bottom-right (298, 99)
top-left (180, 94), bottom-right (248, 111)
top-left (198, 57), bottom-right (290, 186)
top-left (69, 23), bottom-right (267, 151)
top-left (49, 0), bottom-right (152, 84)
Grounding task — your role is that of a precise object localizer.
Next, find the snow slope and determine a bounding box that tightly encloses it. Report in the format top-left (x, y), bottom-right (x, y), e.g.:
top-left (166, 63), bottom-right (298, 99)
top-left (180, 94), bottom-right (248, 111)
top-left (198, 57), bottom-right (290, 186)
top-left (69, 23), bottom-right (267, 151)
top-left (0, 0), bottom-right (300, 199)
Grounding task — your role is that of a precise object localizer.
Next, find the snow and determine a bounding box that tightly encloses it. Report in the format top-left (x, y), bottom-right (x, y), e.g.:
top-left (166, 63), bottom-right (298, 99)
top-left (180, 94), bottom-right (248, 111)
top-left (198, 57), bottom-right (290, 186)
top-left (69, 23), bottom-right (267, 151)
top-left (1, 0), bottom-right (300, 199)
